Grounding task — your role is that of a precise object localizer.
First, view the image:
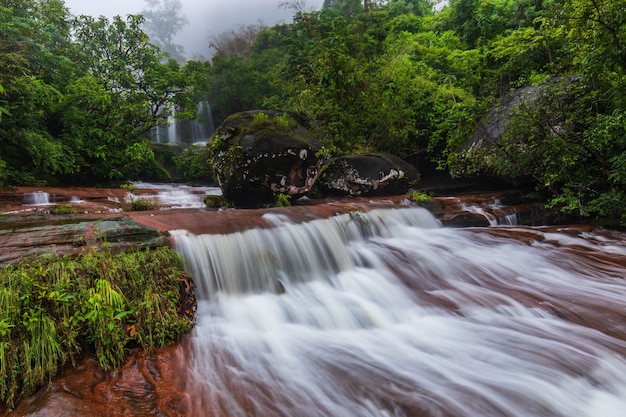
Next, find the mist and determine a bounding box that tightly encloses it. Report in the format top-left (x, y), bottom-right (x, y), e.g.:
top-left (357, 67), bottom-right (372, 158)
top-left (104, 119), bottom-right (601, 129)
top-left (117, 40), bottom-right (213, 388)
top-left (63, 0), bottom-right (324, 60)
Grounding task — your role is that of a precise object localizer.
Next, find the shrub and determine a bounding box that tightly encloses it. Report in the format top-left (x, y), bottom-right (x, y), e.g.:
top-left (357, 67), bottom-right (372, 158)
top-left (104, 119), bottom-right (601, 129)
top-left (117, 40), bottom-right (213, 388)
top-left (51, 204), bottom-right (78, 215)
top-left (409, 191), bottom-right (432, 204)
top-left (122, 196), bottom-right (160, 212)
top-left (0, 246), bottom-right (195, 410)
top-left (173, 145), bottom-right (213, 181)
top-left (274, 193), bottom-right (291, 207)
top-left (120, 183), bottom-right (136, 192)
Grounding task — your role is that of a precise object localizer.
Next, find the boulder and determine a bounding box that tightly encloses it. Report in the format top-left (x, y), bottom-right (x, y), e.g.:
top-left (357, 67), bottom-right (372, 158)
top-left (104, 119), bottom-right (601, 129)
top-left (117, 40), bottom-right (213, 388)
top-left (454, 76), bottom-right (579, 178)
top-left (317, 153), bottom-right (419, 197)
top-left (209, 110), bottom-right (321, 208)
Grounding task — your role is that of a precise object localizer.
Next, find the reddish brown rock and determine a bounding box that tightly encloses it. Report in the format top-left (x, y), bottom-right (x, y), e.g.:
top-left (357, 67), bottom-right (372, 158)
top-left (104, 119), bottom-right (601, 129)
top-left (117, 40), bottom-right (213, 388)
top-left (2, 344), bottom-right (193, 417)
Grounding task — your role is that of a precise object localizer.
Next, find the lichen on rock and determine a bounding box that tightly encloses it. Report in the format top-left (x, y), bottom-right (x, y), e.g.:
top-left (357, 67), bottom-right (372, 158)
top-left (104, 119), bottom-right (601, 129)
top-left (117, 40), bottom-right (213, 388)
top-left (208, 110), bottom-right (322, 208)
top-left (317, 153), bottom-right (419, 197)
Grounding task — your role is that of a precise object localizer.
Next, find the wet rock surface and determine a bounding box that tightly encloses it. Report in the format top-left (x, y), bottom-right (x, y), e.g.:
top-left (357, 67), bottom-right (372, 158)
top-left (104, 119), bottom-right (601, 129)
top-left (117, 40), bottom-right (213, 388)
top-left (0, 185), bottom-right (557, 265)
top-left (3, 344), bottom-right (192, 417)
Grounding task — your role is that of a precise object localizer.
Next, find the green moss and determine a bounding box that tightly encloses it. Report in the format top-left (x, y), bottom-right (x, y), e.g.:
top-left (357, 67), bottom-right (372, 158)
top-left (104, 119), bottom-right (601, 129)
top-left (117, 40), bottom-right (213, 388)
top-left (0, 246), bottom-right (195, 411)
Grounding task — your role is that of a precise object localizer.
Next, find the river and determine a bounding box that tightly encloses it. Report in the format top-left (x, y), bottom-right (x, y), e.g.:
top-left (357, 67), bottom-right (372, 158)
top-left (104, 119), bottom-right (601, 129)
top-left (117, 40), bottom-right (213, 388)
top-left (5, 203), bottom-right (626, 416)
top-left (172, 206), bottom-right (626, 417)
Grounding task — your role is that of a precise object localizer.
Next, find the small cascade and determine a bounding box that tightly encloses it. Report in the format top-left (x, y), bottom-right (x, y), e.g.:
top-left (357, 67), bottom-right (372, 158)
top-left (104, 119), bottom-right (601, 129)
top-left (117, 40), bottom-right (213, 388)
top-left (461, 202), bottom-right (500, 225)
top-left (127, 182), bottom-right (221, 209)
top-left (23, 191), bottom-right (52, 205)
top-left (498, 212), bottom-right (518, 225)
top-left (172, 207), bottom-right (626, 417)
top-left (151, 105), bottom-right (179, 144)
top-left (173, 207), bottom-right (440, 299)
top-left (443, 196), bottom-right (519, 226)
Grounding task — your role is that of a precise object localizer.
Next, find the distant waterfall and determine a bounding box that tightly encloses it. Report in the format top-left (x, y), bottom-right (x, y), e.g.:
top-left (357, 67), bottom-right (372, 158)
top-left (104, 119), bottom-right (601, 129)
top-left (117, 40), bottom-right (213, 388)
top-left (172, 207), bottom-right (626, 417)
top-left (151, 101), bottom-right (215, 145)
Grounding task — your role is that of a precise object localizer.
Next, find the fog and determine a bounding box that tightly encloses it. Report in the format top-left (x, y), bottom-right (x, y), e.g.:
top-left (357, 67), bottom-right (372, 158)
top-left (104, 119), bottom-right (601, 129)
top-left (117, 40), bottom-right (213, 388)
top-left (63, 0), bottom-right (324, 60)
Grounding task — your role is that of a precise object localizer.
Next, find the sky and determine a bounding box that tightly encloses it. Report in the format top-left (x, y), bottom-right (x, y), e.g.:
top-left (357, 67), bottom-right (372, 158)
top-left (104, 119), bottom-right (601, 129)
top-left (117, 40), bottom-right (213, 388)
top-left (63, 0), bottom-right (325, 60)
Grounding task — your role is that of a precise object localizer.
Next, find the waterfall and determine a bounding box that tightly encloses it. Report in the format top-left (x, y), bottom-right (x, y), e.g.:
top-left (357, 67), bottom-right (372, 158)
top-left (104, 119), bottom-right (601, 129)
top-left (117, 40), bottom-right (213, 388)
top-left (173, 207), bottom-right (626, 417)
top-left (23, 191), bottom-right (51, 205)
top-left (167, 107), bottom-right (178, 142)
top-left (190, 101), bottom-right (215, 144)
top-left (151, 102), bottom-right (214, 145)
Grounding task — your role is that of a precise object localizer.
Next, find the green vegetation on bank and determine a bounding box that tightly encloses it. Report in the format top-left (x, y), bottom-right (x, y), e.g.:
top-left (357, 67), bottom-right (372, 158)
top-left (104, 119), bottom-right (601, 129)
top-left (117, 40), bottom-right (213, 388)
top-left (0, 0), bottom-right (209, 185)
top-left (1, 0), bottom-right (624, 223)
top-left (0, 246), bottom-right (195, 410)
top-left (206, 0), bottom-right (626, 224)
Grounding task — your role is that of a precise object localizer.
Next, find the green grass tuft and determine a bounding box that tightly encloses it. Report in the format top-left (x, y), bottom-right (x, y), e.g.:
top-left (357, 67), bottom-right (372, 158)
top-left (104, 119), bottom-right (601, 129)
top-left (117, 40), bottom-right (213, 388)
top-left (0, 246), bottom-right (195, 411)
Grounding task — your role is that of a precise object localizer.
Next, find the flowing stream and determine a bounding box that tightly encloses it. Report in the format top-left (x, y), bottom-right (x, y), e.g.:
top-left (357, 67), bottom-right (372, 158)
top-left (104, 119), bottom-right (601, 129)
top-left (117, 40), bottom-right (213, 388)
top-left (172, 207), bottom-right (626, 417)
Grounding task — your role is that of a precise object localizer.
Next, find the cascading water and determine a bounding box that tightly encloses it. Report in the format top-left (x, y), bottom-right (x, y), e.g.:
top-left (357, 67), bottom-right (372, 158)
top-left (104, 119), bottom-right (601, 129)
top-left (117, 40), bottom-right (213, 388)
top-left (23, 191), bottom-right (51, 205)
top-left (151, 102), bottom-right (215, 145)
top-left (173, 207), bottom-right (626, 417)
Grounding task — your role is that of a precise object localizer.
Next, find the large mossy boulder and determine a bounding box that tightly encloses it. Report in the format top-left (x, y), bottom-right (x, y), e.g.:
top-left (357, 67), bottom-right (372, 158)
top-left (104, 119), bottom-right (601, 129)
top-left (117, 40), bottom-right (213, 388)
top-left (209, 110), bottom-right (321, 208)
top-left (454, 76), bottom-right (579, 178)
top-left (317, 153), bottom-right (419, 197)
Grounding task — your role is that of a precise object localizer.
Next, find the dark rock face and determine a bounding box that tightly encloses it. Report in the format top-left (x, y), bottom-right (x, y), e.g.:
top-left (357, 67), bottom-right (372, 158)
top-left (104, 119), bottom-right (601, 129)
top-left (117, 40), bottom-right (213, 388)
top-left (467, 76), bottom-right (578, 150)
top-left (317, 153), bottom-right (419, 197)
top-left (209, 110), bottom-right (321, 208)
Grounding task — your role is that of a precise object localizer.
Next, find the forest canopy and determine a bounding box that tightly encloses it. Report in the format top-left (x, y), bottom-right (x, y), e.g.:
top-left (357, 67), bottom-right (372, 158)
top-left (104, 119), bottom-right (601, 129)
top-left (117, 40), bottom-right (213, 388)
top-left (1, 0), bottom-right (624, 223)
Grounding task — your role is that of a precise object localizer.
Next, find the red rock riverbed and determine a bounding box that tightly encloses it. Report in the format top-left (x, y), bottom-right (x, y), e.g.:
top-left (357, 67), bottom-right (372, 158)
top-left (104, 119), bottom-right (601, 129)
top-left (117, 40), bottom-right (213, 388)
top-left (2, 185), bottom-right (589, 417)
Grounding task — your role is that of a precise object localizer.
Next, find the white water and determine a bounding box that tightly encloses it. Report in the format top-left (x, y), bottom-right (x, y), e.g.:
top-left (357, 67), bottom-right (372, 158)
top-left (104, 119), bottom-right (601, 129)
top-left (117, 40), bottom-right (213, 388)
top-left (173, 207), bottom-right (626, 417)
top-left (151, 102), bottom-right (214, 145)
top-left (23, 191), bottom-right (52, 205)
top-left (127, 182), bottom-right (222, 209)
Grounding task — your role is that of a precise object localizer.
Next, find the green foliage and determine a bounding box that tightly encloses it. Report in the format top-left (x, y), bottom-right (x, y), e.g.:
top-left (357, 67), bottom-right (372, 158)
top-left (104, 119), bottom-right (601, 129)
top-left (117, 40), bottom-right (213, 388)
top-left (245, 111), bottom-right (297, 134)
top-left (0, 246), bottom-right (193, 410)
top-left (409, 191), bottom-right (432, 204)
top-left (458, 79), bottom-right (626, 223)
top-left (0, 83), bottom-right (9, 122)
top-left (173, 145), bottom-right (213, 181)
top-left (252, 111), bottom-right (270, 124)
top-left (207, 31), bottom-right (284, 125)
top-left (203, 194), bottom-right (228, 208)
top-left (123, 196), bottom-right (161, 212)
top-left (274, 193), bottom-right (292, 207)
top-left (121, 183), bottom-right (137, 192)
top-left (50, 204), bottom-right (78, 215)
top-left (0, 5), bottom-right (209, 186)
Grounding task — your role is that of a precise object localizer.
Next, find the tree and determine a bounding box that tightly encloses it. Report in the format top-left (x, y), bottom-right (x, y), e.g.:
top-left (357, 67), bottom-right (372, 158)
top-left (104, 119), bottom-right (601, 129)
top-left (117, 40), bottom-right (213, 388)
top-left (278, 0), bottom-right (315, 14)
top-left (65, 14), bottom-right (206, 180)
top-left (0, 3), bottom-right (209, 185)
top-left (141, 0), bottom-right (188, 62)
top-left (323, 0), bottom-right (364, 17)
top-left (207, 25), bottom-right (286, 125)
top-left (563, 0), bottom-right (625, 74)
top-left (209, 22), bottom-right (266, 58)
top-left (0, 0), bottom-right (77, 184)
top-left (0, 83), bottom-right (8, 122)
